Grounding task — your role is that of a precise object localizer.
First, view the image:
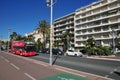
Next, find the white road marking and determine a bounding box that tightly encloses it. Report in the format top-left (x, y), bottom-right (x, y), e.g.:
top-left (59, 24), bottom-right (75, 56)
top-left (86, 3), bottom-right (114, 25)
top-left (24, 73), bottom-right (36, 80)
top-left (10, 63), bottom-right (20, 70)
top-left (5, 59), bottom-right (10, 63)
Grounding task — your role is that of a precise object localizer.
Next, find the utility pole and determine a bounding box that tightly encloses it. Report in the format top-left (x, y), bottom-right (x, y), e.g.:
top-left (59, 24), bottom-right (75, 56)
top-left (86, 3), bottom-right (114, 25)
top-left (7, 28), bottom-right (11, 52)
top-left (0, 35), bottom-right (2, 52)
top-left (112, 29), bottom-right (116, 54)
top-left (46, 0), bottom-right (57, 65)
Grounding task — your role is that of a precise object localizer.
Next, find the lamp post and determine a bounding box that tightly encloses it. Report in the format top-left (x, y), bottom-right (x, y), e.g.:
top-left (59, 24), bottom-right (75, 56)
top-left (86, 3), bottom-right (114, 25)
top-left (0, 35), bottom-right (2, 52)
top-left (7, 28), bottom-right (11, 52)
top-left (111, 29), bottom-right (116, 54)
top-left (46, 0), bottom-right (57, 65)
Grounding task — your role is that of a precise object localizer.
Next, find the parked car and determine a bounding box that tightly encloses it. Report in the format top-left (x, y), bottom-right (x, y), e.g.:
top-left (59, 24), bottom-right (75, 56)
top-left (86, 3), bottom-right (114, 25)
top-left (40, 48), bottom-right (49, 54)
top-left (66, 49), bottom-right (83, 57)
top-left (40, 48), bottom-right (63, 55)
top-left (115, 50), bottom-right (120, 56)
top-left (52, 48), bottom-right (63, 55)
top-left (80, 48), bottom-right (87, 54)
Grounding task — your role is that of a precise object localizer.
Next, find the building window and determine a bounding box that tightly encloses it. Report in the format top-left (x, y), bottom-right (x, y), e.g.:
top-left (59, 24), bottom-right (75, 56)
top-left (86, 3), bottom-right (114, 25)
top-left (76, 30), bottom-right (81, 34)
top-left (94, 21), bottom-right (101, 25)
top-left (76, 19), bottom-right (80, 23)
top-left (81, 13), bottom-right (86, 17)
top-left (103, 33), bottom-right (109, 38)
top-left (75, 14), bottom-right (80, 18)
top-left (101, 0), bottom-right (107, 4)
top-left (102, 19), bottom-right (108, 24)
top-left (111, 24), bottom-right (118, 30)
top-left (109, 2), bottom-right (118, 9)
top-left (83, 36), bottom-right (87, 40)
top-left (102, 26), bottom-right (109, 31)
top-left (94, 27), bottom-right (101, 32)
top-left (88, 16), bottom-right (93, 21)
top-left (94, 14), bottom-right (101, 19)
top-left (82, 29), bottom-right (87, 33)
top-left (101, 6), bottom-right (108, 11)
top-left (76, 25), bottom-right (81, 29)
top-left (88, 29), bottom-right (92, 33)
top-left (108, 9), bottom-right (118, 16)
top-left (101, 12), bottom-right (108, 17)
top-left (82, 18), bottom-right (86, 22)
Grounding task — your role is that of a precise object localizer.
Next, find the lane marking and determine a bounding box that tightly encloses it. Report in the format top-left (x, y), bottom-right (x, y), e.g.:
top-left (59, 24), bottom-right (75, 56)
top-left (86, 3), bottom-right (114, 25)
top-left (5, 59), bottom-right (10, 63)
top-left (24, 73), bottom-right (36, 80)
top-left (10, 63), bottom-right (20, 70)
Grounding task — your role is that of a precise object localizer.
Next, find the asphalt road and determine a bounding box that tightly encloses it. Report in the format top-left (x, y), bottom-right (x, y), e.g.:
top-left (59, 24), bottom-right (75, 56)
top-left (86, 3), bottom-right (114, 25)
top-left (30, 53), bottom-right (120, 80)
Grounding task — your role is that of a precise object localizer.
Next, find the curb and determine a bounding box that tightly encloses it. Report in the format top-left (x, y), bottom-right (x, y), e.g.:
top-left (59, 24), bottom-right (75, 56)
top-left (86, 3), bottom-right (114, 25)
top-left (86, 56), bottom-right (120, 61)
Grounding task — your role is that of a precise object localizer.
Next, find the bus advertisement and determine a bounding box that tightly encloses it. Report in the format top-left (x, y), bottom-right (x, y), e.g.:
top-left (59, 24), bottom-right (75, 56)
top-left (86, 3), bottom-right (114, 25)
top-left (10, 41), bottom-right (36, 56)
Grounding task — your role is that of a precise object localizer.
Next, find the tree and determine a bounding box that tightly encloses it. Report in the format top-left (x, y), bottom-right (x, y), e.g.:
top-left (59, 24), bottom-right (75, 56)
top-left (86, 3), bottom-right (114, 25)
top-left (84, 38), bottom-right (96, 55)
top-left (61, 31), bottom-right (72, 52)
top-left (54, 40), bottom-right (59, 48)
top-left (10, 32), bottom-right (18, 41)
top-left (85, 38), bottom-right (96, 48)
top-left (37, 20), bottom-right (50, 49)
top-left (36, 38), bottom-right (43, 50)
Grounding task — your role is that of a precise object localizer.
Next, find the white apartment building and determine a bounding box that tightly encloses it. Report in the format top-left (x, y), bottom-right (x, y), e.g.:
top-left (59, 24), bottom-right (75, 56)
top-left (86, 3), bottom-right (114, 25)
top-left (54, 13), bottom-right (75, 49)
top-left (74, 0), bottom-right (120, 47)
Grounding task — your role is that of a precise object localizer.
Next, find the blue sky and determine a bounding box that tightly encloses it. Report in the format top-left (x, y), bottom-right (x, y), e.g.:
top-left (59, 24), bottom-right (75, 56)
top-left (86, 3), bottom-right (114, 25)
top-left (0, 0), bottom-right (98, 40)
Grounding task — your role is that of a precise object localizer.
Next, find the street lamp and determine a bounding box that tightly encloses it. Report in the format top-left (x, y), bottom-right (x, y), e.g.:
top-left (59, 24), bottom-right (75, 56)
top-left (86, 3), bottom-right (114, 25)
top-left (111, 29), bottom-right (116, 54)
top-left (0, 35), bottom-right (2, 52)
top-left (46, 0), bottom-right (57, 65)
top-left (7, 28), bottom-right (11, 52)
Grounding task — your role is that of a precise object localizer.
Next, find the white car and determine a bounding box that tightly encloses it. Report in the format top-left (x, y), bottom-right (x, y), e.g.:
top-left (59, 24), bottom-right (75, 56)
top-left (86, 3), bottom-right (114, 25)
top-left (66, 50), bottom-right (83, 57)
top-left (115, 50), bottom-right (120, 56)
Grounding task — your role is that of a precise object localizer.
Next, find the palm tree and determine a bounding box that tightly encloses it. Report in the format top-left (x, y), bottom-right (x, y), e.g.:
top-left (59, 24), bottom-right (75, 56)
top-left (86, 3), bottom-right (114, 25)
top-left (85, 38), bottom-right (96, 48)
top-left (61, 31), bottom-right (72, 52)
top-left (38, 20), bottom-right (50, 49)
top-left (10, 32), bottom-right (18, 41)
top-left (117, 30), bottom-right (120, 36)
top-left (85, 38), bottom-right (96, 55)
top-left (54, 40), bottom-right (59, 48)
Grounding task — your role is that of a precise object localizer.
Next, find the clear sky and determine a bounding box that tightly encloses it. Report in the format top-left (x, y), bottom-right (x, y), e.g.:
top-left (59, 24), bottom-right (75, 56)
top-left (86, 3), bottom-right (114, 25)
top-left (0, 0), bottom-right (98, 40)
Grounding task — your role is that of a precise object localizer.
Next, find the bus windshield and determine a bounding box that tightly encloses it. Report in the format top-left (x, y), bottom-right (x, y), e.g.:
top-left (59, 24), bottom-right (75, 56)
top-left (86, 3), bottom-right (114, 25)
top-left (24, 46), bottom-right (35, 52)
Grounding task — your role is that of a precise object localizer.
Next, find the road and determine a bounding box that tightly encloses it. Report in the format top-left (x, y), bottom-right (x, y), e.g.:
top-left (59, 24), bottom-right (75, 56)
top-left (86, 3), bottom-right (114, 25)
top-left (30, 53), bottom-right (120, 80)
top-left (0, 51), bottom-right (64, 80)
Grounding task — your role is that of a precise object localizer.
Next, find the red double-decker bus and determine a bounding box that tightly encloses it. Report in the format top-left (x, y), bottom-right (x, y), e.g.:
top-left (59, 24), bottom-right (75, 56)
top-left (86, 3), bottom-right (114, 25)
top-left (10, 41), bottom-right (36, 56)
